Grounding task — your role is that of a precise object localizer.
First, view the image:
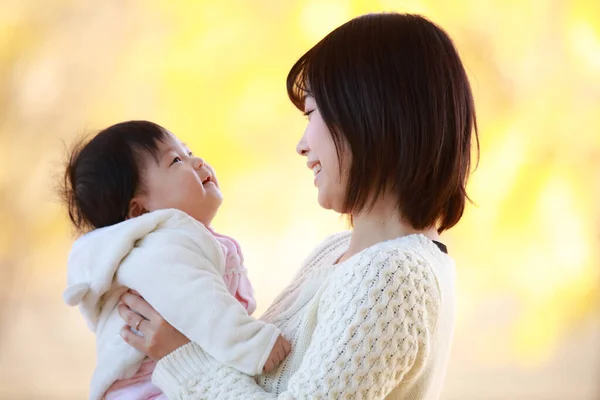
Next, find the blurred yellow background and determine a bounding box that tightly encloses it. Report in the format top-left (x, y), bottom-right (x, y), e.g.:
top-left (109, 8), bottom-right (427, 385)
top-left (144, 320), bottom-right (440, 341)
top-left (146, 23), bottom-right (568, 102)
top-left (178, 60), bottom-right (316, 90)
top-left (0, 0), bottom-right (598, 399)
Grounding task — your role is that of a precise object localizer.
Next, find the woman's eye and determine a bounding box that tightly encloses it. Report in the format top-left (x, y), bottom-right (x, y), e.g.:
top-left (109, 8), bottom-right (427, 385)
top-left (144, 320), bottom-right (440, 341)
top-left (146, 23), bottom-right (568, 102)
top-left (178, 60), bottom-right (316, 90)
top-left (171, 156), bottom-right (182, 165)
top-left (303, 110), bottom-right (314, 119)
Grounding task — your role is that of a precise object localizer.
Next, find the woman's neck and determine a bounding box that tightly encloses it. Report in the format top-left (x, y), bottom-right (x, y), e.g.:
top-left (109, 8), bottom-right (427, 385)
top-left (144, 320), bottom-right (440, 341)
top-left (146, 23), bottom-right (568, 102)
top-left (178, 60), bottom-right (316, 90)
top-left (339, 197), bottom-right (440, 263)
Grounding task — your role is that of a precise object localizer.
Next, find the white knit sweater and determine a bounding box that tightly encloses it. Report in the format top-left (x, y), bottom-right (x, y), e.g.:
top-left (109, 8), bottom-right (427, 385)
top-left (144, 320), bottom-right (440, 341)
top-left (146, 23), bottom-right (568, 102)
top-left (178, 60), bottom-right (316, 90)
top-left (152, 232), bottom-right (456, 399)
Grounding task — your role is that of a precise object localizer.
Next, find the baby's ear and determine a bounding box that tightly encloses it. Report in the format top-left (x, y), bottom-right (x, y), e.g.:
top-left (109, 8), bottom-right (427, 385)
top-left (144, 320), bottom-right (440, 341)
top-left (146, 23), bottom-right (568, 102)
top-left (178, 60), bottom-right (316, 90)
top-left (127, 197), bottom-right (148, 219)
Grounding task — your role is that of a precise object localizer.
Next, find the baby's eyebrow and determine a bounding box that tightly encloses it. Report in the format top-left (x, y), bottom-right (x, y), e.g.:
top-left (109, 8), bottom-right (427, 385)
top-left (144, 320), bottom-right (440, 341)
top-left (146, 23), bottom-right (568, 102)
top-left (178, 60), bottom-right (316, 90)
top-left (156, 145), bottom-right (180, 163)
top-left (178, 142), bottom-right (193, 153)
top-left (184, 145), bottom-right (196, 155)
top-left (158, 143), bottom-right (192, 162)
top-left (159, 146), bottom-right (176, 157)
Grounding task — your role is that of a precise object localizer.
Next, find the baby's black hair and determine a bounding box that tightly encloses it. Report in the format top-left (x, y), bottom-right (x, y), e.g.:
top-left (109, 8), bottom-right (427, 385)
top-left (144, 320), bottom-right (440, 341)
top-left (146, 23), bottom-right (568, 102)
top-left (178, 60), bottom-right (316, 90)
top-left (61, 120), bottom-right (168, 232)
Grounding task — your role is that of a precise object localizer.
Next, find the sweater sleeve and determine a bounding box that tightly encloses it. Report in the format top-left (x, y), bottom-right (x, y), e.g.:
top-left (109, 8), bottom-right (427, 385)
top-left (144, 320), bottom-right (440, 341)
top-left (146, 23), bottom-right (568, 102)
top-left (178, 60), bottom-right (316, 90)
top-left (152, 247), bottom-right (441, 399)
top-left (117, 230), bottom-right (281, 377)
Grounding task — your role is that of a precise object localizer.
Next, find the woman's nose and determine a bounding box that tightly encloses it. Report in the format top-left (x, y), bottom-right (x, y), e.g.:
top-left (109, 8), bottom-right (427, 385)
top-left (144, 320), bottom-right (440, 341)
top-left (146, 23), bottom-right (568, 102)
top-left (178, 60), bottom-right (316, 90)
top-left (296, 132), bottom-right (309, 156)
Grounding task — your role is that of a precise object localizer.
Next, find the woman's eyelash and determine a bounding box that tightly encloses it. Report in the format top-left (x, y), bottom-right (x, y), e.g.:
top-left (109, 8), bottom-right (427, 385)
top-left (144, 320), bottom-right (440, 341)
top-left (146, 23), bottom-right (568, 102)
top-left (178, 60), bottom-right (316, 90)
top-left (303, 110), bottom-right (314, 118)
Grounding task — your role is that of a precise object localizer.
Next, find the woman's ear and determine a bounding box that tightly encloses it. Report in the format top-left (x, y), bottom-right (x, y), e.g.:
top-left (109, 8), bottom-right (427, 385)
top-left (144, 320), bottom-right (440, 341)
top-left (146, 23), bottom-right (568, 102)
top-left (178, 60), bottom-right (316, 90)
top-left (128, 197), bottom-right (149, 219)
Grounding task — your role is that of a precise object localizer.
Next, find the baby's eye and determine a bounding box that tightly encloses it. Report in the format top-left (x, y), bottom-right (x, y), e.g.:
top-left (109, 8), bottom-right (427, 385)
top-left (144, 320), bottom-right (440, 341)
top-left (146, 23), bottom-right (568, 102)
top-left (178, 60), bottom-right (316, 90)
top-left (171, 156), bottom-right (182, 165)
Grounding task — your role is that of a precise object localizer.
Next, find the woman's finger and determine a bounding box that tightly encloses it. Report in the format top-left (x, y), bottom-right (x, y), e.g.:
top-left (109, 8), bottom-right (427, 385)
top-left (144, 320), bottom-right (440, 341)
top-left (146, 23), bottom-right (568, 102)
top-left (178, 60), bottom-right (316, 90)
top-left (117, 303), bottom-right (145, 328)
top-left (120, 326), bottom-right (146, 353)
top-left (264, 359), bottom-right (274, 373)
top-left (120, 292), bottom-right (159, 321)
top-left (276, 346), bottom-right (285, 362)
top-left (136, 318), bottom-right (153, 337)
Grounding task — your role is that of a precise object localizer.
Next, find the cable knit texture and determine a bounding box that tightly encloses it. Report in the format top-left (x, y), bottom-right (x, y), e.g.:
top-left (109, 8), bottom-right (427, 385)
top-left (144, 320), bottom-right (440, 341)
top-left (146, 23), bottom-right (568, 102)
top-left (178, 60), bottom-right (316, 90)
top-left (153, 232), bottom-right (456, 399)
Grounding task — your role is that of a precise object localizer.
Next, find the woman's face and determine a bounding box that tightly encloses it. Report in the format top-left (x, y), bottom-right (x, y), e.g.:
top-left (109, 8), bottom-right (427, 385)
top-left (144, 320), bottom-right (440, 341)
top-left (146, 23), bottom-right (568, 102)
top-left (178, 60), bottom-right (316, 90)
top-left (296, 96), bottom-right (349, 213)
top-left (131, 132), bottom-right (223, 226)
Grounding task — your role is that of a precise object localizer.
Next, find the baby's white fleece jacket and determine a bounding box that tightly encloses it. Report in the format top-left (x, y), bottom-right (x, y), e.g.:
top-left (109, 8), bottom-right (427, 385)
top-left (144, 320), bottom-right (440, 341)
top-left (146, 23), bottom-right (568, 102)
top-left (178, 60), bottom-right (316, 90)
top-left (63, 209), bottom-right (280, 400)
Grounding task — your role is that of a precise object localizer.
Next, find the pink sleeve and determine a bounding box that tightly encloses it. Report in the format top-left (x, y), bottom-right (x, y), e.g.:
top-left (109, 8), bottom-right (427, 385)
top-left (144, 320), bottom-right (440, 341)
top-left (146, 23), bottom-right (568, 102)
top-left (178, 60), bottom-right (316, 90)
top-left (223, 268), bottom-right (257, 315)
top-left (210, 228), bottom-right (257, 315)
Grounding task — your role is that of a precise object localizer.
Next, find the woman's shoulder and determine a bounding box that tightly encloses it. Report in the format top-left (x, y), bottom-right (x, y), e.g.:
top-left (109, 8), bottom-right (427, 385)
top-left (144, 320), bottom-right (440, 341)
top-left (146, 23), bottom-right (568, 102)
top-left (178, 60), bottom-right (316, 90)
top-left (349, 234), bottom-right (453, 275)
top-left (334, 234), bottom-right (453, 308)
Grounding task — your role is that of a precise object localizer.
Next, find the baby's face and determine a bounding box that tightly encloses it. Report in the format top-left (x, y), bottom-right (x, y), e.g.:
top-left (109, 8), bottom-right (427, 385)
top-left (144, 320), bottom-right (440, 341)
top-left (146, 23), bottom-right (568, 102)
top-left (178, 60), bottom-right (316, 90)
top-left (138, 132), bottom-right (222, 226)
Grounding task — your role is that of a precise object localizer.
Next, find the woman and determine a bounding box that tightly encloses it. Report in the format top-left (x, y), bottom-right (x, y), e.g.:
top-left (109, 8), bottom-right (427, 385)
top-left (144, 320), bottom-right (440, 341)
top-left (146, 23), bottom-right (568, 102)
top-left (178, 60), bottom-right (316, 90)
top-left (118, 12), bottom-right (478, 399)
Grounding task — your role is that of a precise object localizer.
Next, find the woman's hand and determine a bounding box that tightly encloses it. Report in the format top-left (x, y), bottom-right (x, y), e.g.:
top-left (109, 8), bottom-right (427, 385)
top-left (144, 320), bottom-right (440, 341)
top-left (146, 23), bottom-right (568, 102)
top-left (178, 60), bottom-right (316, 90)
top-left (118, 290), bottom-right (190, 361)
top-left (263, 335), bottom-right (292, 373)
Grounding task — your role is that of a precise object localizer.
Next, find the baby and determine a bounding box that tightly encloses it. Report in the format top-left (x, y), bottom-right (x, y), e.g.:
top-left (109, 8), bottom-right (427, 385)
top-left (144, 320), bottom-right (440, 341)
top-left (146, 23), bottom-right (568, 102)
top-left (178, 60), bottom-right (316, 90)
top-left (61, 120), bottom-right (291, 400)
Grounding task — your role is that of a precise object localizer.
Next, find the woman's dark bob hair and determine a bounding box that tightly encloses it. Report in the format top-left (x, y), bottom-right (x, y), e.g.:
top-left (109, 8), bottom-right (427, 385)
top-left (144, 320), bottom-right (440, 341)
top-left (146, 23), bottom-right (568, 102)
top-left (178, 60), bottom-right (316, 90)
top-left (287, 13), bottom-right (479, 233)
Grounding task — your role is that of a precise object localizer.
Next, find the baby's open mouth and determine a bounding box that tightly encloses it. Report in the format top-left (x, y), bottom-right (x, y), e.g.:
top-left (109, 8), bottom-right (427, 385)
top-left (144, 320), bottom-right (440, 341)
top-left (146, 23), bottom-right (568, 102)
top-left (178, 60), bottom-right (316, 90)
top-left (202, 176), bottom-right (212, 185)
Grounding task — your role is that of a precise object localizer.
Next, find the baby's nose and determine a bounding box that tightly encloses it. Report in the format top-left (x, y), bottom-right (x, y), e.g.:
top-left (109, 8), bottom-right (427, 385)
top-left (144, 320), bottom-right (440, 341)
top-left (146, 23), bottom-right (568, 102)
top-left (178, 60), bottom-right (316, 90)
top-left (193, 157), bottom-right (205, 169)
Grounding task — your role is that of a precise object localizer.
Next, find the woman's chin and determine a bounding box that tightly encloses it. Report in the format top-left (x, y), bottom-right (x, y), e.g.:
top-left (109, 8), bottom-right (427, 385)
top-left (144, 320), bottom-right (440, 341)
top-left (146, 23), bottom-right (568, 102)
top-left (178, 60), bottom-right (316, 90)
top-left (317, 192), bottom-right (341, 213)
